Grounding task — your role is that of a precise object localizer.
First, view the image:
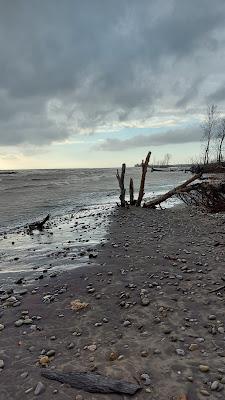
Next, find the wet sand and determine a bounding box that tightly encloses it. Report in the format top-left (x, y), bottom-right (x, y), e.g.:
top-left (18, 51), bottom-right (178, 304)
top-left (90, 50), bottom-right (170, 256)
top-left (1, 206), bottom-right (225, 399)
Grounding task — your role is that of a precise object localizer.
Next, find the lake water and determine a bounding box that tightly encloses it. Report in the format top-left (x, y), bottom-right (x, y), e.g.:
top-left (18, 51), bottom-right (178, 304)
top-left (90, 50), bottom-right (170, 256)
top-left (0, 168), bottom-right (188, 233)
top-left (0, 168), bottom-right (189, 284)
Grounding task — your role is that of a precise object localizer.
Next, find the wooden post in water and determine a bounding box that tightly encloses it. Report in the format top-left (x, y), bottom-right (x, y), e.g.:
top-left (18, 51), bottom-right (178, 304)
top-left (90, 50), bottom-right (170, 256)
top-left (129, 178), bottom-right (135, 205)
top-left (116, 163), bottom-right (126, 207)
top-left (136, 151), bottom-right (151, 206)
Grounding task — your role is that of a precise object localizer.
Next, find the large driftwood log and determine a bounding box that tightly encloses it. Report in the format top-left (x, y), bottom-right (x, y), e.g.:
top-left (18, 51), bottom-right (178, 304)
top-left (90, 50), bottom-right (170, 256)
top-left (41, 370), bottom-right (141, 395)
top-left (116, 163), bottom-right (126, 207)
top-left (28, 214), bottom-right (50, 232)
top-left (143, 173), bottom-right (202, 208)
top-left (129, 178), bottom-right (135, 205)
top-left (136, 151), bottom-right (151, 206)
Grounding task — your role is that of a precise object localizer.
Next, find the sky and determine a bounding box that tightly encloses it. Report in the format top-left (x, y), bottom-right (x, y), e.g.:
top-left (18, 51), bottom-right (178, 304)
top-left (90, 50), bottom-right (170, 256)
top-left (1, 0), bottom-right (225, 169)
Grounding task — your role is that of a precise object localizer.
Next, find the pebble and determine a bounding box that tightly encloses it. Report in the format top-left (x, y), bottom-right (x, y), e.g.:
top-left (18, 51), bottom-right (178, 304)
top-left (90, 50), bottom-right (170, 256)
top-left (46, 350), bottom-right (55, 357)
top-left (23, 318), bottom-right (32, 325)
top-left (141, 297), bottom-right (150, 306)
top-left (140, 373), bottom-right (151, 386)
top-left (34, 382), bottom-right (45, 396)
top-left (189, 343), bottom-right (198, 351)
top-left (0, 324), bottom-right (5, 331)
top-left (0, 360), bottom-right (4, 369)
top-left (199, 389), bottom-right (210, 396)
top-left (67, 342), bottom-right (75, 349)
top-left (208, 314), bottom-right (216, 320)
top-left (211, 381), bottom-right (219, 391)
top-left (15, 319), bottom-right (24, 327)
top-left (87, 344), bottom-right (97, 352)
top-left (109, 351), bottom-right (119, 361)
top-left (199, 365), bottom-right (209, 372)
top-left (176, 349), bottom-right (185, 356)
top-left (123, 320), bottom-right (131, 327)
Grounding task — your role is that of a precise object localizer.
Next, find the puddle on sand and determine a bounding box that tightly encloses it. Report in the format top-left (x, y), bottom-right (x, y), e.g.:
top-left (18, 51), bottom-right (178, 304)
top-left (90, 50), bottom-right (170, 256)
top-left (0, 204), bottom-right (114, 287)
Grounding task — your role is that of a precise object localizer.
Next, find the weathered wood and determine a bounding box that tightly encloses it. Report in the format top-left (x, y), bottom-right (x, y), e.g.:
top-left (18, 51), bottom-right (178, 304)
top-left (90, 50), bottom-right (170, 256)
top-left (143, 173), bottom-right (202, 208)
top-left (136, 152), bottom-right (151, 206)
top-left (41, 370), bottom-right (141, 395)
top-left (209, 285), bottom-right (225, 294)
top-left (177, 181), bottom-right (225, 212)
top-left (28, 214), bottom-right (50, 232)
top-left (116, 163), bottom-right (126, 207)
top-left (129, 178), bottom-right (135, 205)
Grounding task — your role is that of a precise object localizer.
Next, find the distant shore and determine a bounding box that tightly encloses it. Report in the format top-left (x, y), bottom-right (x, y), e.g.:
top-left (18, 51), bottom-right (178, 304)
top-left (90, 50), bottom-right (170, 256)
top-left (1, 205), bottom-right (225, 399)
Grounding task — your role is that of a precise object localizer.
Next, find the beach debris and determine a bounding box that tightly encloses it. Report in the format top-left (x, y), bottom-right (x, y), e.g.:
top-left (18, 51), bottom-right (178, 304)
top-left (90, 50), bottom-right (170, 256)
top-left (109, 351), bottom-right (119, 361)
top-left (136, 151), bottom-right (151, 206)
top-left (177, 180), bottom-right (225, 212)
top-left (117, 151), bottom-right (151, 206)
top-left (41, 370), bottom-right (141, 395)
top-left (28, 214), bottom-right (50, 232)
top-left (39, 356), bottom-right (50, 366)
top-left (143, 173), bottom-right (202, 208)
top-left (116, 163), bottom-right (126, 207)
top-left (0, 359), bottom-right (4, 369)
top-left (70, 299), bottom-right (89, 311)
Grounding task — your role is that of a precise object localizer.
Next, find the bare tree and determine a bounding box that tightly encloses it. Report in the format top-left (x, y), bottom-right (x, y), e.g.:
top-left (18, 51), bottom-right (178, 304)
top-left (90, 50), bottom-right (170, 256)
top-left (216, 117), bottom-right (225, 164)
top-left (202, 104), bottom-right (217, 164)
top-left (164, 153), bottom-right (172, 166)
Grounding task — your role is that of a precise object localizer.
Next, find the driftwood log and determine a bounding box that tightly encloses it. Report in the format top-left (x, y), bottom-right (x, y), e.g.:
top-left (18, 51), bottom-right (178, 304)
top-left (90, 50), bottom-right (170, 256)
top-left (143, 173), bottom-right (202, 208)
top-left (136, 151), bottom-right (151, 206)
top-left (116, 163), bottom-right (126, 207)
top-left (28, 214), bottom-right (50, 232)
top-left (41, 370), bottom-right (141, 395)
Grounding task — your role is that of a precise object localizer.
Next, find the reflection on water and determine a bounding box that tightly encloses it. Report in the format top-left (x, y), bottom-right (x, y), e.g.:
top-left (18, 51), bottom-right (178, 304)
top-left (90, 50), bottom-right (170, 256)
top-left (0, 205), bottom-right (112, 284)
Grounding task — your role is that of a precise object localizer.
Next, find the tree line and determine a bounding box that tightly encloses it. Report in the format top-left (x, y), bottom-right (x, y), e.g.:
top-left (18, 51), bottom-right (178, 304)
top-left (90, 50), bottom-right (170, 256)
top-left (202, 105), bottom-right (225, 164)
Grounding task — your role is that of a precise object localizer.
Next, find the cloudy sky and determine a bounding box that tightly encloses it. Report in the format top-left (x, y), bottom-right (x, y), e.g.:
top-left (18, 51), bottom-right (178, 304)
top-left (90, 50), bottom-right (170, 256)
top-left (1, 0), bottom-right (225, 169)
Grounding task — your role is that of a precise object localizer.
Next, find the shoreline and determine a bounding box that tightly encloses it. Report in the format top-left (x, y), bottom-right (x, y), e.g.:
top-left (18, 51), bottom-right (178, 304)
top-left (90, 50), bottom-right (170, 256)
top-left (1, 205), bottom-right (225, 399)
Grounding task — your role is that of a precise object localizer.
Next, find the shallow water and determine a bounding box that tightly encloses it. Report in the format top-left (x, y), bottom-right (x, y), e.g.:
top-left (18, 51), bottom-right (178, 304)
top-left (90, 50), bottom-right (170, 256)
top-left (0, 168), bottom-right (188, 233)
top-left (0, 168), bottom-right (189, 284)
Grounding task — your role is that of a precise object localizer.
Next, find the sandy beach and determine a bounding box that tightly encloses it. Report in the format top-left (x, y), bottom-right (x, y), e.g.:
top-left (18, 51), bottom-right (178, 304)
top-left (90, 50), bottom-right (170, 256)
top-left (0, 205), bottom-right (225, 400)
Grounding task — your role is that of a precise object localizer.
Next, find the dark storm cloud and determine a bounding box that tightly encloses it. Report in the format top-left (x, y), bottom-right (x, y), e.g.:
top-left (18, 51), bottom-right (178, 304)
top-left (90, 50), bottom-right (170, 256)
top-left (96, 127), bottom-right (202, 151)
top-left (0, 0), bottom-right (225, 147)
top-left (207, 86), bottom-right (225, 103)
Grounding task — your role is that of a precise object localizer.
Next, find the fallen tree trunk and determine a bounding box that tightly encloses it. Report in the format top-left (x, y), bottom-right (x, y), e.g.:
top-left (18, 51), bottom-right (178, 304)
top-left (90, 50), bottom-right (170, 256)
top-left (28, 214), bottom-right (50, 232)
top-left (136, 151), bottom-right (151, 206)
top-left (116, 163), bottom-right (126, 207)
top-left (143, 173), bottom-right (202, 208)
top-left (41, 370), bottom-right (141, 395)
